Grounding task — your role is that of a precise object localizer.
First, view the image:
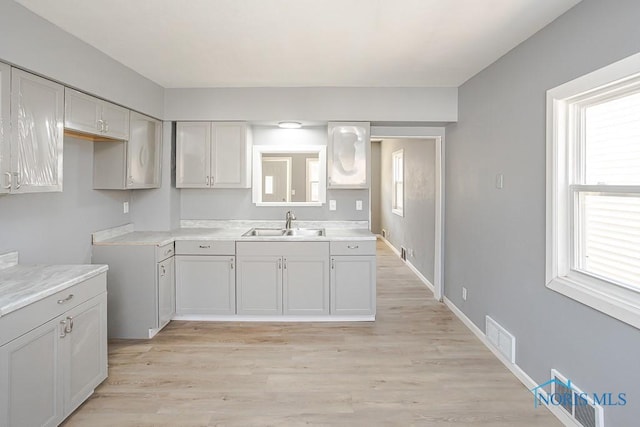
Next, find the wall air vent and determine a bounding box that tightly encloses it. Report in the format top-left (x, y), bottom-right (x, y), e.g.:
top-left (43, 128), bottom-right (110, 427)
top-left (550, 369), bottom-right (604, 427)
top-left (400, 246), bottom-right (407, 261)
top-left (485, 316), bottom-right (515, 363)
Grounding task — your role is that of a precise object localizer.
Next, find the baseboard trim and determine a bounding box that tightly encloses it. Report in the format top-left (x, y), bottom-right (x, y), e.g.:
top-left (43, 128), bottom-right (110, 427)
top-left (172, 315), bottom-right (376, 322)
top-left (379, 235), bottom-right (435, 295)
top-left (442, 297), bottom-right (578, 426)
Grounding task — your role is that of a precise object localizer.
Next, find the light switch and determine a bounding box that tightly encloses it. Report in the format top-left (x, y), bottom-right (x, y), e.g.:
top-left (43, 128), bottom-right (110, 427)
top-left (329, 200), bottom-right (337, 211)
top-left (356, 200), bottom-right (363, 211)
top-left (123, 201), bottom-right (129, 214)
top-left (495, 173), bottom-right (504, 189)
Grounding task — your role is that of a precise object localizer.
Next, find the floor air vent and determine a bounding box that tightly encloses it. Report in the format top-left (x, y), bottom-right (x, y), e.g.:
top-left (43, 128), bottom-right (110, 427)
top-left (550, 369), bottom-right (604, 427)
top-left (485, 316), bottom-right (515, 363)
top-left (400, 247), bottom-right (407, 260)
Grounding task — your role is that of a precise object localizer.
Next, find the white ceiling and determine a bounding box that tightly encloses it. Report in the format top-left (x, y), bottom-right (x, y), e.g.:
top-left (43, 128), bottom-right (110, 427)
top-left (16, 0), bottom-right (580, 88)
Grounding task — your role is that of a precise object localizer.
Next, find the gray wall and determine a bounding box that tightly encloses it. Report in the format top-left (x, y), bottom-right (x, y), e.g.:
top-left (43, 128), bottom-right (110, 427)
top-left (0, 136), bottom-right (131, 264)
top-left (165, 87), bottom-right (457, 123)
top-left (380, 138), bottom-right (436, 284)
top-left (0, 1), bottom-right (164, 118)
top-left (181, 125), bottom-right (369, 221)
top-left (444, 0), bottom-right (640, 424)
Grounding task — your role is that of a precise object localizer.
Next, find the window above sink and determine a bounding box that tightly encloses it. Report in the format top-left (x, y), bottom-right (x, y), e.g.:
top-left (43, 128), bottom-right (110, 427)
top-left (251, 144), bottom-right (327, 206)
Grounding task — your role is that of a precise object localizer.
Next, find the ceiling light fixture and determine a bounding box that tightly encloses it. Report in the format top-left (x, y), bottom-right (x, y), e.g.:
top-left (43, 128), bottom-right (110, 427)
top-left (278, 121), bottom-right (302, 129)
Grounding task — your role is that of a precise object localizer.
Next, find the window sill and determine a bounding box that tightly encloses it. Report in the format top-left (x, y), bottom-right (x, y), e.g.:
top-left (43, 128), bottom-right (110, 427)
top-left (547, 274), bottom-right (640, 330)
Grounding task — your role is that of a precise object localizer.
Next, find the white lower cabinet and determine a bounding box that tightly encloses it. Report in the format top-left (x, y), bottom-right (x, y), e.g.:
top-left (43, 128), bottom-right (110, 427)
top-left (175, 255), bottom-right (236, 315)
top-left (174, 240), bottom-right (236, 316)
top-left (330, 241), bottom-right (376, 316)
top-left (0, 274), bottom-right (107, 427)
top-left (236, 242), bottom-right (330, 316)
top-left (92, 242), bottom-right (175, 338)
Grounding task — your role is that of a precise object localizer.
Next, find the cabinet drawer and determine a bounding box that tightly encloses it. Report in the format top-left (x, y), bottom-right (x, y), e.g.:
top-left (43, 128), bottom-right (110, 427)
top-left (0, 273), bottom-right (106, 345)
top-left (237, 241), bottom-right (329, 257)
top-left (175, 240), bottom-right (235, 255)
top-left (156, 242), bottom-right (175, 261)
top-left (330, 240), bottom-right (376, 256)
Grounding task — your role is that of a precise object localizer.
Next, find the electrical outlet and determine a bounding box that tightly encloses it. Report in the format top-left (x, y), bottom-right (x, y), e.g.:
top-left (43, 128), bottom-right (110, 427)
top-left (495, 173), bottom-right (504, 189)
top-left (409, 249), bottom-right (415, 257)
top-left (329, 200), bottom-right (337, 211)
top-left (123, 201), bottom-right (129, 214)
top-left (462, 287), bottom-right (467, 301)
top-left (356, 200), bottom-right (363, 211)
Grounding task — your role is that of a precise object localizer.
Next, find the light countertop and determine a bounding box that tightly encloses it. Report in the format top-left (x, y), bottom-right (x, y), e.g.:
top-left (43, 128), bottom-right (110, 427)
top-left (0, 252), bottom-right (108, 317)
top-left (93, 222), bottom-right (377, 246)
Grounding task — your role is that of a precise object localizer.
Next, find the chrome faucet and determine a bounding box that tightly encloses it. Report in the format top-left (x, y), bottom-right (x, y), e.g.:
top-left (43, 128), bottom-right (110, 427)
top-left (285, 210), bottom-right (296, 229)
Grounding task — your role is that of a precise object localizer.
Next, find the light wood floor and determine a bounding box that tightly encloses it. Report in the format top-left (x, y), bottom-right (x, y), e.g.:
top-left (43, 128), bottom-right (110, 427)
top-left (64, 240), bottom-right (559, 426)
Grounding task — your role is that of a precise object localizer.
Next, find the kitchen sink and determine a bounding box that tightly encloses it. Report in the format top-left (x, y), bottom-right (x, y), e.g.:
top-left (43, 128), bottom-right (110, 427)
top-left (242, 228), bottom-right (287, 237)
top-left (284, 228), bottom-right (325, 236)
top-left (242, 228), bottom-right (325, 237)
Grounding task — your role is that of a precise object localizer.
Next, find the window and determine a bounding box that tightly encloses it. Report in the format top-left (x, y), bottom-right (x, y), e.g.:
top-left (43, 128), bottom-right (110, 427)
top-left (306, 158), bottom-right (320, 202)
top-left (392, 149), bottom-right (404, 216)
top-left (547, 52), bottom-right (640, 329)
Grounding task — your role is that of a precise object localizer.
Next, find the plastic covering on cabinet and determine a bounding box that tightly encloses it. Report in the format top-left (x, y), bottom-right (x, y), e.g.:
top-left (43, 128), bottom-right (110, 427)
top-left (329, 125), bottom-right (367, 187)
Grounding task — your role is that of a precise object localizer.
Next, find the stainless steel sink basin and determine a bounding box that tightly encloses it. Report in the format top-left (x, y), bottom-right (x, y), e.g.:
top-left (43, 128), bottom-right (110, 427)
top-left (242, 228), bottom-right (325, 237)
top-left (242, 228), bottom-right (286, 237)
top-left (284, 228), bottom-right (325, 236)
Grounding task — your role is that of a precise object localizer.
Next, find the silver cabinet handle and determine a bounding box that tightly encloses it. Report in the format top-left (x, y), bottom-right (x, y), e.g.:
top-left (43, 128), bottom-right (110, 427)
top-left (13, 172), bottom-right (20, 189)
top-left (331, 258), bottom-right (335, 269)
top-left (164, 248), bottom-right (173, 256)
top-left (283, 258), bottom-right (287, 269)
top-left (206, 176), bottom-right (210, 186)
top-left (104, 122), bottom-right (109, 132)
top-left (230, 258), bottom-right (234, 270)
top-left (278, 259), bottom-right (282, 269)
top-left (160, 265), bottom-right (166, 277)
top-left (97, 119), bottom-right (104, 132)
top-left (65, 316), bottom-right (74, 334)
top-left (60, 320), bottom-right (67, 338)
top-left (347, 245), bottom-right (359, 249)
top-left (57, 294), bottom-right (74, 304)
top-left (199, 245), bottom-right (211, 249)
top-left (3, 172), bottom-right (11, 189)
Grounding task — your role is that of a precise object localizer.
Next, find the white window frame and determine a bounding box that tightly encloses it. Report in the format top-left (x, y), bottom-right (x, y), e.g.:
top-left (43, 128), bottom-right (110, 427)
top-left (392, 149), bottom-right (404, 217)
top-left (546, 52), bottom-right (640, 330)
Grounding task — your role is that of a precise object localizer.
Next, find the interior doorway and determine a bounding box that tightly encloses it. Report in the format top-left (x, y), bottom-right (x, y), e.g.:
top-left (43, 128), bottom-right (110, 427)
top-left (370, 131), bottom-right (444, 301)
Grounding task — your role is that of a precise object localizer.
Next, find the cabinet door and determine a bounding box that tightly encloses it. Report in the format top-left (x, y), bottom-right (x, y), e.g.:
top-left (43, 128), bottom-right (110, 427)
top-left (0, 62), bottom-right (11, 194)
top-left (10, 69), bottom-right (64, 193)
top-left (100, 101), bottom-right (130, 140)
top-left (0, 317), bottom-right (64, 427)
top-left (175, 255), bottom-right (236, 315)
top-left (330, 256), bottom-right (376, 315)
top-left (62, 294), bottom-right (108, 415)
top-left (236, 256), bottom-right (282, 315)
top-left (64, 88), bottom-right (102, 136)
top-left (176, 122), bottom-right (211, 188)
top-left (211, 122), bottom-right (250, 188)
top-left (158, 256), bottom-right (176, 326)
top-left (127, 112), bottom-right (161, 188)
top-left (283, 256), bottom-right (330, 315)
top-left (327, 122), bottom-right (370, 189)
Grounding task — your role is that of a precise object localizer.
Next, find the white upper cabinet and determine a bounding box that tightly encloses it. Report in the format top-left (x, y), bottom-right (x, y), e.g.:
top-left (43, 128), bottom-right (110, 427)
top-left (127, 112), bottom-right (161, 188)
top-left (64, 88), bottom-right (129, 140)
top-left (0, 62), bottom-right (10, 195)
top-left (93, 111), bottom-right (162, 189)
top-left (10, 69), bottom-right (64, 193)
top-left (327, 122), bottom-right (370, 189)
top-left (176, 122), bottom-right (211, 188)
top-left (176, 121), bottom-right (251, 189)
